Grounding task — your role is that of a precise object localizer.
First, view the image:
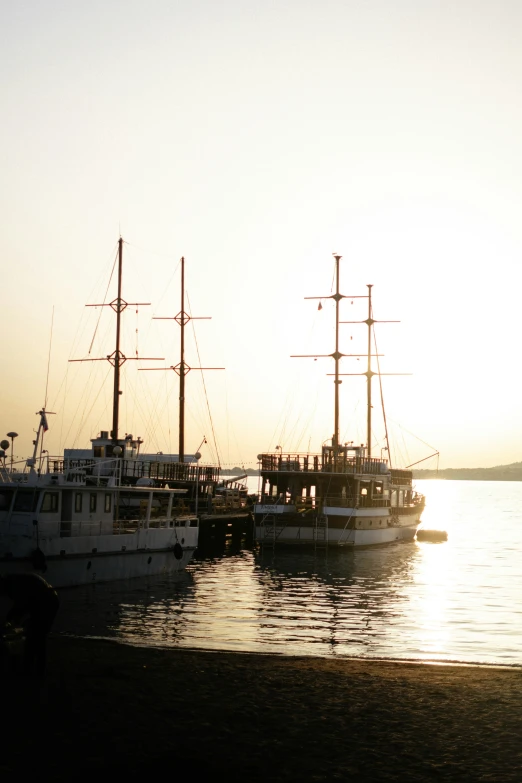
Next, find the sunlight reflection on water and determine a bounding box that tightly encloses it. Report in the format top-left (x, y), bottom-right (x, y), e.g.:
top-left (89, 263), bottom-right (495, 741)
top-left (55, 481), bottom-right (522, 665)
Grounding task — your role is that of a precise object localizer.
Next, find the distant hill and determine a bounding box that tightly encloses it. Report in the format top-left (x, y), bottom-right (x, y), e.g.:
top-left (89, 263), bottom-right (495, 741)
top-left (220, 467), bottom-right (259, 476)
top-left (413, 462), bottom-right (522, 481)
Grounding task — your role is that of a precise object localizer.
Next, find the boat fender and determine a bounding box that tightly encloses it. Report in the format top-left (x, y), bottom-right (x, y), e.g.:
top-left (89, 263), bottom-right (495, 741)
top-left (173, 543), bottom-right (183, 560)
top-left (31, 547), bottom-right (47, 573)
top-left (416, 529), bottom-right (448, 543)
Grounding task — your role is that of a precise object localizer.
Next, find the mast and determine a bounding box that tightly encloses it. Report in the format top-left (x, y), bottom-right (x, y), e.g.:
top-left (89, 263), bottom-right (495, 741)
top-left (294, 254), bottom-right (367, 463)
top-left (339, 288), bottom-right (404, 461)
top-left (333, 254), bottom-right (341, 457)
top-left (366, 284), bottom-right (373, 457)
top-left (179, 256), bottom-right (186, 461)
top-left (70, 237), bottom-right (164, 446)
top-left (142, 257), bottom-right (224, 464)
top-left (112, 237), bottom-right (124, 444)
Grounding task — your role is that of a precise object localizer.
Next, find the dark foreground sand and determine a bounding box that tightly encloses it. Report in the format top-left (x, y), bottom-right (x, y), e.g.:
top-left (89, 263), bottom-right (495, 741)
top-left (2, 637), bottom-right (522, 782)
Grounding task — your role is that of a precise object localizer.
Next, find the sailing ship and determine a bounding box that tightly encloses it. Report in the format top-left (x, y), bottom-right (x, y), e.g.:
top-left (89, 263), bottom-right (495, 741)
top-left (0, 238), bottom-right (199, 587)
top-left (253, 254), bottom-right (425, 547)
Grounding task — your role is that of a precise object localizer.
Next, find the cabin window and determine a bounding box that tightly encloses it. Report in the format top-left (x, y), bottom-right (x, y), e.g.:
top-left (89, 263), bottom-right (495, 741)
top-left (360, 487), bottom-right (368, 496)
top-left (41, 492), bottom-right (59, 513)
top-left (93, 447), bottom-right (103, 458)
top-left (391, 489), bottom-right (397, 506)
top-left (89, 494), bottom-right (97, 512)
top-left (75, 493), bottom-right (83, 513)
top-left (14, 491), bottom-right (39, 512)
top-left (104, 494), bottom-right (112, 513)
top-left (373, 482), bottom-right (383, 496)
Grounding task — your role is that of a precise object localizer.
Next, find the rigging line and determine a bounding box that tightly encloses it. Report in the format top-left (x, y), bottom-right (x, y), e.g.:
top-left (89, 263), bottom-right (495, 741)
top-left (151, 257), bottom-right (183, 317)
top-left (268, 391), bottom-right (293, 451)
top-left (58, 365), bottom-right (69, 454)
top-left (44, 307), bottom-right (55, 409)
top-left (386, 416), bottom-right (438, 454)
top-left (187, 292), bottom-right (222, 467)
top-left (66, 362), bottom-right (111, 449)
top-left (88, 247), bottom-right (118, 355)
top-left (133, 370), bottom-right (169, 453)
top-left (72, 366), bottom-right (112, 447)
top-left (372, 308), bottom-right (392, 469)
top-left (164, 364), bottom-right (172, 455)
top-left (185, 406), bottom-right (217, 462)
top-left (60, 362), bottom-right (96, 448)
top-left (340, 400), bottom-right (360, 445)
top-left (50, 361), bottom-right (72, 411)
top-left (293, 375), bottom-right (322, 451)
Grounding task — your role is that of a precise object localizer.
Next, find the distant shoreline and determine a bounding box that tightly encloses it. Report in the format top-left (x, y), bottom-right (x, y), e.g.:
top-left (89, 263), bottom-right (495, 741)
top-left (413, 464), bottom-right (522, 481)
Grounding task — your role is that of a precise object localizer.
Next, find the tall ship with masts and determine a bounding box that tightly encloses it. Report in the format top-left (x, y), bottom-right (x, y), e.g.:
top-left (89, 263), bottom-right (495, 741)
top-left (0, 238), bottom-right (204, 586)
top-left (253, 254), bottom-right (425, 547)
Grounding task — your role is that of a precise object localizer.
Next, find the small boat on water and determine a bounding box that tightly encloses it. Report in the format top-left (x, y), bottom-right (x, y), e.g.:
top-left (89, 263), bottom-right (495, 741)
top-left (0, 238), bottom-right (198, 587)
top-left (254, 254), bottom-right (426, 547)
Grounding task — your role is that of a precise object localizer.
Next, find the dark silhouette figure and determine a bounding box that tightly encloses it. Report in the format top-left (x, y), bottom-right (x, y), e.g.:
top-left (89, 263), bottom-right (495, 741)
top-left (0, 572), bottom-right (59, 677)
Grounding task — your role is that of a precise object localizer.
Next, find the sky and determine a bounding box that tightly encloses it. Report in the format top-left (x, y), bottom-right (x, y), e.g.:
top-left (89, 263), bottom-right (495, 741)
top-left (2, 0), bottom-right (522, 470)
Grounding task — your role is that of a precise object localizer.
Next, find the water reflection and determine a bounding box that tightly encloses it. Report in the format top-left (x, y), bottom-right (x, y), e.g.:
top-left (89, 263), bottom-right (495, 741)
top-left (54, 481), bottom-right (522, 666)
top-left (57, 542), bottom-right (429, 659)
top-left (252, 545), bottom-right (419, 657)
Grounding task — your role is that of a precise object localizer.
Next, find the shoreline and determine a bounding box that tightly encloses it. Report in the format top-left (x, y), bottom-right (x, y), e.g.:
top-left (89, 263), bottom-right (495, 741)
top-left (3, 636), bottom-right (521, 781)
top-left (57, 631), bottom-right (522, 670)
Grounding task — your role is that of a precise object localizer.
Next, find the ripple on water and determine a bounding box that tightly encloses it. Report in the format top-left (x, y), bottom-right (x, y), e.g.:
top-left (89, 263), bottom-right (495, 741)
top-left (54, 481), bottom-right (522, 666)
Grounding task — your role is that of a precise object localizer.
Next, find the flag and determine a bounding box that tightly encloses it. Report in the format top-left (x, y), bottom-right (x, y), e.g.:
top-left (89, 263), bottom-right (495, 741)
top-left (40, 410), bottom-right (49, 432)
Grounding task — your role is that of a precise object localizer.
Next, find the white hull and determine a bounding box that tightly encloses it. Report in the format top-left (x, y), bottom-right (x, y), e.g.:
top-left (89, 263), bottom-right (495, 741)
top-left (254, 504), bottom-right (422, 548)
top-left (256, 522), bottom-right (417, 547)
top-left (0, 547), bottom-right (196, 588)
top-left (0, 526), bottom-right (198, 588)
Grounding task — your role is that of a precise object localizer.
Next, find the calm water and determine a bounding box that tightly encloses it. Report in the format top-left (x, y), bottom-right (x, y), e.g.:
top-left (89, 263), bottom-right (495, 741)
top-left (55, 480), bottom-right (522, 666)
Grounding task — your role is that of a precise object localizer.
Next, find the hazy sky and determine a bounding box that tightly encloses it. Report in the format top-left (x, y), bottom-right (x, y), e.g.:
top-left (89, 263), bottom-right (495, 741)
top-left (2, 0), bottom-right (522, 469)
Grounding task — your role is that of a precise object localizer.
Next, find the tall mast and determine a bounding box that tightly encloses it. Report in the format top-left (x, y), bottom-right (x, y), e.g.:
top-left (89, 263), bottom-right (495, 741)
top-left (333, 254), bottom-right (341, 456)
top-left (112, 237), bottom-right (124, 444)
top-left (141, 256), bottom-right (224, 464)
top-left (179, 256), bottom-right (186, 461)
top-left (340, 287), bottom-right (404, 460)
top-left (70, 237), bottom-right (163, 443)
top-left (294, 254), bottom-right (367, 461)
top-left (366, 284), bottom-right (373, 457)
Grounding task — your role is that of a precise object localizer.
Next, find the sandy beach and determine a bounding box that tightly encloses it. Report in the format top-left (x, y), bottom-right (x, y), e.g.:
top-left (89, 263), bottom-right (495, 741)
top-left (2, 637), bottom-right (521, 781)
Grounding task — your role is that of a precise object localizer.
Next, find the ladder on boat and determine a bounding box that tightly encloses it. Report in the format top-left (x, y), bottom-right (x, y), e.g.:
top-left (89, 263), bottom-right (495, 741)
top-left (314, 514), bottom-right (328, 548)
top-left (260, 514), bottom-right (286, 547)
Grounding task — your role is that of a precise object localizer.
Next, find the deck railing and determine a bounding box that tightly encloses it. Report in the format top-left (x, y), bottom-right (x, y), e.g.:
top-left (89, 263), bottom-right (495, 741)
top-left (48, 457), bottom-right (221, 484)
top-left (259, 453), bottom-right (389, 475)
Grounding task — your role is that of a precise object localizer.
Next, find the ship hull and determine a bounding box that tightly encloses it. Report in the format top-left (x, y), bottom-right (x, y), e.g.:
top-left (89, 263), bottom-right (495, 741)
top-left (0, 526), bottom-right (198, 588)
top-left (254, 506), bottom-right (422, 547)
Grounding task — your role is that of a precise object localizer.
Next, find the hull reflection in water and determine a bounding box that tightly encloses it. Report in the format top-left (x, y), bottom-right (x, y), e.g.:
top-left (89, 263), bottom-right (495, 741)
top-left (54, 481), bottom-right (522, 667)
top-left (56, 543), bottom-right (423, 659)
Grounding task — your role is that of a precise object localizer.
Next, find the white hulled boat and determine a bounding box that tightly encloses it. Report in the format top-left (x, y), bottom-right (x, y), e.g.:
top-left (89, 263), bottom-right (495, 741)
top-left (0, 238), bottom-right (198, 586)
top-left (254, 254), bottom-right (426, 547)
